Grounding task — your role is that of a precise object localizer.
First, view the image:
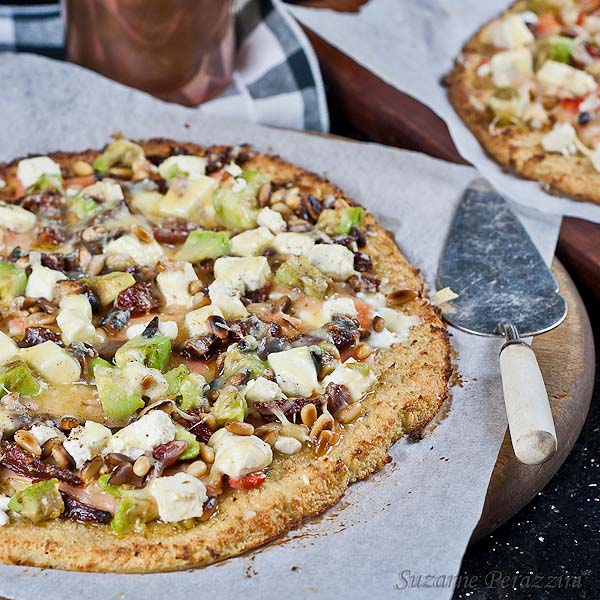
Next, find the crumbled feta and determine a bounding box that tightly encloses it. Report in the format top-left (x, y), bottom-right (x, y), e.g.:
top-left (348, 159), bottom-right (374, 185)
top-left (0, 331), bottom-right (19, 365)
top-left (29, 423), bottom-right (65, 446)
top-left (272, 232), bottom-right (315, 256)
top-left (322, 358), bottom-right (376, 402)
top-left (156, 261), bottom-right (198, 309)
top-left (209, 429), bottom-right (273, 479)
top-left (232, 177), bottom-right (248, 193)
top-left (308, 244), bottom-right (355, 281)
top-left (321, 296), bottom-right (357, 323)
top-left (369, 308), bottom-right (421, 348)
top-left (245, 376), bottom-right (283, 406)
top-left (17, 156), bottom-right (61, 190)
top-left (57, 294), bottom-right (102, 345)
top-left (150, 472), bottom-right (207, 523)
top-left (0, 495), bottom-right (11, 526)
top-left (541, 123), bottom-right (578, 157)
top-left (257, 207), bottom-right (287, 234)
top-left (25, 263), bottom-right (66, 301)
top-left (223, 162), bottom-right (243, 177)
top-left (158, 155), bottom-right (207, 181)
top-left (489, 14), bottom-right (534, 48)
top-left (21, 341), bottom-right (81, 385)
top-left (63, 421), bottom-right (112, 469)
top-left (121, 361), bottom-right (169, 402)
top-left (267, 346), bottom-right (319, 397)
top-left (519, 11), bottom-right (538, 25)
top-left (104, 234), bottom-right (164, 267)
top-left (274, 435), bottom-right (302, 455)
top-left (213, 256), bottom-right (271, 291)
top-left (491, 47), bottom-right (533, 87)
top-left (0, 202), bottom-right (37, 233)
top-left (184, 304), bottom-right (224, 337)
top-left (208, 279), bottom-right (248, 319)
top-left (106, 411), bottom-right (177, 460)
top-left (230, 227), bottom-right (274, 257)
top-left (127, 319), bottom-right (179, 340)
top-left (536, 60), bottom-right (597, 97)
top-left (80, 180), bottom-right (124, 203)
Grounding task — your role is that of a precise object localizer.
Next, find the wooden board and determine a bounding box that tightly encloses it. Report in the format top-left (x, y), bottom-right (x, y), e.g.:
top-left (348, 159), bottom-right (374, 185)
top-left (294, 0), bottom-right (600, 302)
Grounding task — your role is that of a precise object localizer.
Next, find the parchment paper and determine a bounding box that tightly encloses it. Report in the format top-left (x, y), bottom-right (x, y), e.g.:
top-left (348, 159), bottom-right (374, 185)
top-left (289, 0), bottom-right (600, 223)
top-left (0, 53), bottom-right (561, 600)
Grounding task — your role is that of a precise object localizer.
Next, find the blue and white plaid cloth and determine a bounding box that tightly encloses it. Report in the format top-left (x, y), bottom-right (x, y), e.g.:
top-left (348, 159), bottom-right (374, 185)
top-left (0, 0), bottom-right (329, 132)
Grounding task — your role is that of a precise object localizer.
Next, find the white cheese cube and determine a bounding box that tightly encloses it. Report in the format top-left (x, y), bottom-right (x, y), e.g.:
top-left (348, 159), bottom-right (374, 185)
top-left (21, 341), bottom-right (81, 385)
top-left (272, 232), bottom-right (315, 256)
top-left (491, 47), bottom-right (533, 87)
top-left (230, 227), bottom-right (274, 257)
top-left (80, 180), bottom-right (124, 203)
top-left (120, 361), bottom-right (169, 402)
top-left (156, 261), bottom-right (198, 309)
top-left (489, 14), bottom-right (534, 48)
top-left (224, 162), bottom-right (243, 177)
top-left (104, 234), bottom-right (164, 267)
top-left (0, 202), bottom-right (37, 233)
top-left (151, 472), bottom-right (207, 523)
top-left (213, 256), bottom-right (271, 291)
top-left (308, 244), bottom-right (355, 281)
top-left (0, 331), bottom-right (19, 365)
top-left (245, 376), bottom-right (283, 406)
top-left (158, 155), bottom-right (207, 181)
top-left (63, 421), bottom-right (112, 469)
top-left (209, 429), bottom-right (273, 479)
top-left (536, 60), bottom-right (597, 97)
top-left (208, 279), bottom-right (248, 319)
top-left (322, 358), bottom-right (376, 402)
top-left (29, 423), bottom-right (65, 446)
top-left (257, 207), bottom-right (287, 234)
top-left (126, 319), bottom-right (179, 340)
top-left (321, 296), bottom-right (357, 323)
top-left (16, 156), bottom-right (61, 190)
top-left (184, 305), bottom-right (224, 337)
top-left (371, 307), bottom-right (421, 346)
top-left (106, 411), bottom-right (177, 460)
top-left (267, 346), bottom-right (319, 397)
top-left (274, 435), bottom-right (302, 455)
top-left (25, 263), bottom-right (66, 301)
top-left (541, 123), bottom-right (578, 157)
top-left (57, 294), bottom-right (102, 345)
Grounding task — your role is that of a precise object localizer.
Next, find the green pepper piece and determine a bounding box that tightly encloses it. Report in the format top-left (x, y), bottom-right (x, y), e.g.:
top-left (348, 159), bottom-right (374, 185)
top-left (111, 490), bottom-right (157, 534)
top-left (275, 255), bottom-right (331, 298)
top-left (175, 425), bottom-right (200, 460)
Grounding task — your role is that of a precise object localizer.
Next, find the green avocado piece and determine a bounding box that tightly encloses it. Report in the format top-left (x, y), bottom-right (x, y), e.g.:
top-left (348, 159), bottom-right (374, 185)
top-left (174, 425), bottom-right (200, 460)
top-left (95, 365), bottom-right (144, 421)
top-left (222, 346), bottom-right (266, 380)
top-left (97, 473), bottom-right (122, 498)
top-left (175, 230), bottom-right (231, 262)
top-left (89, 271), bottom-right (136, 307)
top-left (93, 139), bottom-right (145, 174)
top-left (165, 365), bottom-right (205, 411)
top-left (275, 255), bottom-right (331, 298)
top-left (8, 479), bottom-right (64, 523)
top-left (0, 261), bottom-right (27, 304)
top-left (114, 335), bottom-right (172, 372)
top-left (549, 36), bottom-right (575, 63)
top-left (0, 359), bottom-right (41, 398)
top-left (27, 173), bottom-right (63, 194)
top-left (87, 356), bottom-right (113, 379)
top-left (70, 195), bottom-right (100, 221)
top-left (316, 207), bottom-right (364, 236)
top-left (111, 490), bottom-right (158, 534)
top-left (210, 389), bottom-right (247, 425)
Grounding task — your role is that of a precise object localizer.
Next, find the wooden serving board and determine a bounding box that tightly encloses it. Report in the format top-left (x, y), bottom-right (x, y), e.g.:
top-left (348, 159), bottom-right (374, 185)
top-left (293, 0), bottom-right (600, 302)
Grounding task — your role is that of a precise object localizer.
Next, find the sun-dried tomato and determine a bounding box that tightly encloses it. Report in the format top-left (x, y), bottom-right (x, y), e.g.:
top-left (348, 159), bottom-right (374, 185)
top-left (324, 382), bottom-right (352, 414)
top-left (228, 471), bottom-right (266, 490)
top-left (152, 219), bottom-right (195, 245)
top-left (38, 226), bottom-right (66, 247)
top-left (114, 281), bottom-right (160, 315)
top-left (19, 327), bottom-right (63, 348)
top-left (21, 191), bottom-right (62, 219)
top-left (61, 494), bottom-right (111, 524)
top-left (152, 440), bottom-right (188, 467)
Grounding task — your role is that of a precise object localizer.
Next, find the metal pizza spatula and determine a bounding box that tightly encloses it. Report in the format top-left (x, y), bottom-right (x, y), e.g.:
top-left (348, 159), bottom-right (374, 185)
top-left (437, 179), bottom-right (567, 466)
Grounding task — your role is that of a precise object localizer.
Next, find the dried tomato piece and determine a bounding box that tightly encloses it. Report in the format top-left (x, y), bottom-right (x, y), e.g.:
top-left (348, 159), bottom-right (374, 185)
top-left (228, 471), bottom-right (266, 490)
top-left (152, 440), bottom-right (188, 467)
top-left (21, 191), bottom-right (62, 219)
top-left (324, 382), bottom-right (351, 414)
top-left (38, 226), bottom-right (66, 247)
top-left (152, 219), bottom-right (195, 245)
top-left (353, 252), bottom-right (372, 272)
top-left (114, 282), bottom-right (160, 315)
top-left (61, 494), bottom-right (111, 524)
top-left (19, 327), bottom-right (63, 348)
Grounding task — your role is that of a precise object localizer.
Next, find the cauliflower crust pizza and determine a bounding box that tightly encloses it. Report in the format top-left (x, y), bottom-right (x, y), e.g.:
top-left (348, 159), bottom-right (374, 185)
top-left (0, 139), bottom-right (450, 572)
top-left (447, 0), bottom-right (600, 204)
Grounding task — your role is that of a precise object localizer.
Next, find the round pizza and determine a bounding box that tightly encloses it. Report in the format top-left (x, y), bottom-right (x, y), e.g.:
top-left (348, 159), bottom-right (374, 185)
top-left (0, 138), bottom-right (450, 572)
top-left (448, 0), bottom-right (600, 204)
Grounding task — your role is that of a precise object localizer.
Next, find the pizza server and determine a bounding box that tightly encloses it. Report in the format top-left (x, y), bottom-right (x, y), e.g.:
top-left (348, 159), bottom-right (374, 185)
top-left (438, 179), bottom-right (567, 466)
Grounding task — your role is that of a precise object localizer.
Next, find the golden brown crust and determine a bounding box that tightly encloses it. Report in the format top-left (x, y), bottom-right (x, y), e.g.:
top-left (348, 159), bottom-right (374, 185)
top-left (0, 140), bottom-right (451, 572)
top-left (446, 1), bottom-right (600, 205)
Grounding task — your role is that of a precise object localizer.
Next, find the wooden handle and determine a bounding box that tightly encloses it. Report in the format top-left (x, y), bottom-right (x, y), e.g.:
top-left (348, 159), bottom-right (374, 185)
top-left (499, 342), bottom-right (557, 465)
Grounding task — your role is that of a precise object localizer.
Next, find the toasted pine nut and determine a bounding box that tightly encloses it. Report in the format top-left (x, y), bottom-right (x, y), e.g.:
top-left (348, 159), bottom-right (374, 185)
top-left (52, 443), bottom-right (75, 469)
top-left (130, 224), bottom-right (152, 243)
top-left (355, 343), bottom-right (372, 360)
top-left (315, 430), bottom-right (333, 457)
top-left (73, 160), bottom-right (94, 176)
top-left (187, 460), bottom-right (208, 478)
top-left (387, 289), bottom-right (418, 307)
top-left (199, 443), bottom-right (215, 464)
top-left (133, 455), bottom-right (151, 477)
top-left (189, 280), bottom-right (204, 295)
top-left (262, 431), bottom-right (280, 447)
top-left (14, 430), bottom-right (42, 457)
top-left (109, 462), bottom-right (134, 485)
top-left (42, 437), bottom-right (62, 459)
top-left (81, 455), bottom-right (104, 482)
top-left (200, 413), bottom-right (217, 431)
top-left (336, 402), bottom-right (363, 424)
top-left (300, 403), bottom-right (318, 428)
top-left (310, 413), bottom-right (334, 439)
top-left (372, 315), bottom-right (385, 332)
top-left (225, 421), bottom-right (254, 436)
top-left (59, 415), bottom-right (80, 431)
top-left (254, 423), bottom-right (281, 437)
top-left (108, 166), bottom-right (133, 179)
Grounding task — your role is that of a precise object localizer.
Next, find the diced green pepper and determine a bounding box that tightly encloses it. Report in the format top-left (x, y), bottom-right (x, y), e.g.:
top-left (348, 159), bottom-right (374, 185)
top-left (111, 490), bottom-right (157, 534)
top-left (346, 361), bottom-right (371, 377)
top-left (316, 207), bottom-right (364, 235)
top-left (549, 36), bottom-right (575, 63)
top-left (93, 139), bottom-right (144, 174)
top-left (8, 479), bottom-right (64, 523)
top-left (114, 335), bottom-right (172, 372)
top-left (175, 230), bottom-right (231, 262)
top-left (0, 359), bottom-right (41, 398)
top-left (275, 255), bottom-right (331, 298)
top-left (0, 261), bottom-right (27, 304)
top-left (95, 365), bottom-right (144, 421)
top-left (174, 425), bottom-right (200, 460)
top-left (210, 389), bottom-right (247, 425)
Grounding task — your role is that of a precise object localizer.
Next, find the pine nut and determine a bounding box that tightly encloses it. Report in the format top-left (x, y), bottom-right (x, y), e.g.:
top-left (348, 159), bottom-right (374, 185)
top-left (315, 430), bottom-right (333, 457)
top-left (309, 413), bottom-right (334, 438)
top-left (254, 423), bottom-right (281, 437)
top-left (225, 421), bottom-right (254, 436)
top-left (133, 455), bottom-right (151, 477)
top-left (108, 166), bottom-right (133, 179)
top-left (81, 455), bottom-right (104, 482)
top-left (372, 315), bottom-right (385, 332)
top-left (336, 402), bottom-right (363, 424)
top-left (130, 224), bottom-right (152, 243)
top-left (14, 430), bottom-right (42, 457)
top-left (300, 403), bottom-right (318, 428)
top-left (52, 443), bottom-right (75, 469)
top-left (189, 280), bottom-right (204, 295)
top-left (262, 430), bottom-right (280, 447)
top-left (355, 343), bottom-right (372, 360)
top-left (387, 289), bottom-right (418, 307)
top-left (199, 443), bottom-right (215, 464)
top-left (42, 437), bottom-right (62, 459)
top-left (187, 460), bottom-right (208, 478)
top-left (200, 413), bottom-right (217, 431)
top-left (59, 415), bottom-right (80, 431)
top-left (109, 462), bottom-right (133, 485)
top-left (73, 160), bottom-right (94, 176)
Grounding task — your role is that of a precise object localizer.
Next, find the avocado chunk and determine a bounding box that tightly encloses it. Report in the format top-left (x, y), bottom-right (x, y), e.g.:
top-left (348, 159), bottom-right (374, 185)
top-left (87, 356), bottom-right (113, 379)
top-left (8, 479), bottom-right (64, 523)
top-left (212, 171), bottom-right (268, 231)
top-left (175, 230), bottom-right (231, 263)
top-left (275, 255), bottom-right (331, 298)
top-left (165, 364), bottom-right (205, 411)
top-left (222, 346), bottom-right (266, 380)
top-left (89, 272), bottom-right (136, 306)
top-left (111, 490), bottom-right (158, 534)
top-left (97, 473), bottom-right (122, 497)
top-left (0, 359), bottom-right (41, 398)
top-left (316, 207), bottom-right (364, 236)
top-left (70, 195), bottom-right (101, 221)
top-left (95, 365), bottom-right (144, 421)
top-left (114, 335), bottom-right (172, 372)
top-left (210, 389), bottom-right (247, 425)
top-left (93, 139), bottom-right (145, 173)
top-left (174, 425), bottom-right (200, 460)
top-left (0, 261), bottom-right (27, 304)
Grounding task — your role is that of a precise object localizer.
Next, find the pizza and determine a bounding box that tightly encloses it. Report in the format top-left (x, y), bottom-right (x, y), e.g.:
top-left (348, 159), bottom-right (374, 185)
top-left (0, 138), bottom-right (450, 572)
top-left (447, 0), bottom-right (600, 204)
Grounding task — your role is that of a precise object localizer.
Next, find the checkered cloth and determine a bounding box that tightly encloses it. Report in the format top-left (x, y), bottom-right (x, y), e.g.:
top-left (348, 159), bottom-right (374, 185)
top-left (0, 0), bottom-right (329, 132)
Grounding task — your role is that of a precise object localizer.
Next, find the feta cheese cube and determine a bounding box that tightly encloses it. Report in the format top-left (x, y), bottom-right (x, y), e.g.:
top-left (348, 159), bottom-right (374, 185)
top-left (245, 376), bottom-right (283, 406)
top-left (29, 423), bottom-right (65, 446)
top-left (127, 319), bottom-right (179, 340)
top-left (63, 421), bottom-right (112, 469)
top-left (184, 304), bottom-right (224, 337)
top-left (489, 14), bottom-right (534, 48)
top-left (541, 123), bottom-right (578, 157)
top-left (104, 234), bottom-right (164, 267)
top-left (322, 358), bottom-right (376, 402)
top-left (491, 47), bottom-right (533, 87)
top-left (308, 244), bottom-right (355, 281)
top-left (209, 429), bottom-right (273, 479)
top-left (0, 331), bottom-right (19, 365)
top-left (106, 411), bottom-right (177, 460)
top-left (21, 341), bottom-right (81, 385)
top-left (272, 232), bottom-right (315, 256)
top-left (17, 156), bottom-right (61, 190)
top-left (213, 256), bottom-right (271, 291)
top-left (208, 279), bottom-right (248, 319)
top-left (536, 61), bottom-right (597, 97)
top-left (121, 361), bottom-right (169, 402)
top-left (274, 435), bottom-right (302, 455)
top-left (230, 227), bottom-right (274, 257)
top-left (158, 155), bottom-right (207, 181)
top-left (57, 294), bottom-right (102, 345)
top-left (257, 207), bottom-right (287, 234)
top-left (156, 261), bottom-right (198, 309)
top-left (80, 180), bottom-right (124, 203)
top-left (370, 307), bottom-right (421, 347)
top-left (0, 202), bottom-right (37, 233)
top-left (321, 296), bottom-right (357, 323)
top-left (267, 346), bottom-right (319, 397)
top-left (25, 263), bottom-right (66, 301)
top-left (151, 472), bottom-right (207, 523)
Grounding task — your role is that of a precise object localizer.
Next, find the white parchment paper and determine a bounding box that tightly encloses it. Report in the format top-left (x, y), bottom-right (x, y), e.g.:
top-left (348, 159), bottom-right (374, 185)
top-left (0, 53), bottom-right (561, 600)
top-left (289, 0), bottom-right (600, 223)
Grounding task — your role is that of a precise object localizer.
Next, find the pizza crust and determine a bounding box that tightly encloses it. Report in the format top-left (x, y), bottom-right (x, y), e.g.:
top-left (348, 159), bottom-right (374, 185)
top-left (0, 140), bottom-right (451, 572)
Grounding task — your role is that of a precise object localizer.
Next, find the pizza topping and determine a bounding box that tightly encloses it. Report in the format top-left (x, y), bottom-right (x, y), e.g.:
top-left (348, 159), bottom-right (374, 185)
top-left (150, 472), bottom-right (207, 523)
top-left (17, 157), bottom-right (62, 192)
top-left (63, 421), bottom-right (112, 469)
top-left (209, 429), bottom-right (272, 479)
top-left (7, 478), bottom-right (64, 523)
